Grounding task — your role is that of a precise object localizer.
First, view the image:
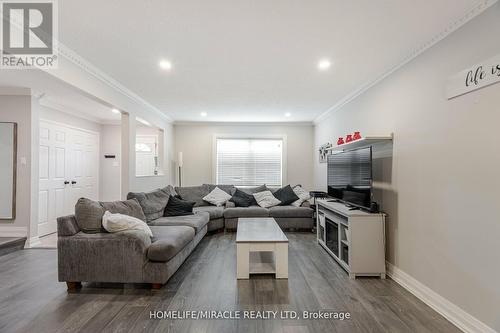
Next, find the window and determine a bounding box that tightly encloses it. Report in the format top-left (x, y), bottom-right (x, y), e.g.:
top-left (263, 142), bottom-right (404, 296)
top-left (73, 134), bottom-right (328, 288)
top-left (216, 138), bottom-right (283, 186)
top-left (136, 135), bottom-right (158, 176)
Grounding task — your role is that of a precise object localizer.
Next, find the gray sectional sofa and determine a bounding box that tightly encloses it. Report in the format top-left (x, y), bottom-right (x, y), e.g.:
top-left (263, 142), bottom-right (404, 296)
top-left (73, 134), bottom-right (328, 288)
top-left (57, 184), bottom-right (313, 290)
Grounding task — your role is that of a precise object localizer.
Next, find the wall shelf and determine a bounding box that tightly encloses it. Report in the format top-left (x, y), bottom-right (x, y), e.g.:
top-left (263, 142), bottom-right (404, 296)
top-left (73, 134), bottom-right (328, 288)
top-left (326, 134), bottom-right (393, 152)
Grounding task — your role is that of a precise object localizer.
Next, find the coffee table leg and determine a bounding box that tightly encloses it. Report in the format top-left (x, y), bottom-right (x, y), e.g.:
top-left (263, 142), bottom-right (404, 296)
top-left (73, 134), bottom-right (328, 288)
top-left (275, 243), bottom-right (288, 279)
top-left (237, 243), bottom-right (249, 279)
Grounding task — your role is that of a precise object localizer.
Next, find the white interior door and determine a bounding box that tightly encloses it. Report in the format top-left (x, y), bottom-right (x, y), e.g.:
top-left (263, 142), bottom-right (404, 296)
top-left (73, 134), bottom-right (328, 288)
top-left (38, 121), bottom-right (99, 237)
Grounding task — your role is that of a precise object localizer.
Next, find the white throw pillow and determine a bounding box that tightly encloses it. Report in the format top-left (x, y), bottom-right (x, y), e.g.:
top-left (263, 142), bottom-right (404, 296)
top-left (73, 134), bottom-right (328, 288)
top-left (203, 187), bottom-right (232, 206)
top-left (253, 190), bottom-right (281, 208)
top-left (291, 185), bottom-right (311, 207)
top-left (102, 211), bottom-right (153, 237)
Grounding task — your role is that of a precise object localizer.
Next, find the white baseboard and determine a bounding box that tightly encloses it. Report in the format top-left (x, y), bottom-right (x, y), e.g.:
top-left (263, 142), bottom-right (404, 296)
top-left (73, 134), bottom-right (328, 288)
top-left (0, 226), bottom-right (27, 238)
top-left (25, 236), bottom-right (41, 248)
top-left (386, 262), bottom-right (497, 333)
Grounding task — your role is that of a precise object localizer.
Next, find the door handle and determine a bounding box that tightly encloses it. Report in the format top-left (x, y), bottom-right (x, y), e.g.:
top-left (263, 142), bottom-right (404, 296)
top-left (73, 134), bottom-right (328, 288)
top-left (71, 181), bottom-right (77, 185)
top-left (64, 181), bottom-right (70, 185)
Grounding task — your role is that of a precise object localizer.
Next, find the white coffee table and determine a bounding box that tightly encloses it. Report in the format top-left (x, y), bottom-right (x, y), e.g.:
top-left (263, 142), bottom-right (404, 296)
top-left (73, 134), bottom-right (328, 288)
top-left (236, 218), bottom-right (288, 279)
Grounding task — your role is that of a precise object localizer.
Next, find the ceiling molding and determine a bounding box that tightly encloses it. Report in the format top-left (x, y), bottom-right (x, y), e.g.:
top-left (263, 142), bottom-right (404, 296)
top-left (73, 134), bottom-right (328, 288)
top-left (173, 121), bottom-right (314, 127)
top-left (57, 43), bottom-right (173, 123)
top-left (314, 0), bottom-right (498, 124)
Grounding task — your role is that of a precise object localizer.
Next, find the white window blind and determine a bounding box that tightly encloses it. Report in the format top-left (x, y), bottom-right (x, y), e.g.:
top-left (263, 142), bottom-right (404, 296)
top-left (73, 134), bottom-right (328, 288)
top-left (216, 138), bottom-right (283, 186)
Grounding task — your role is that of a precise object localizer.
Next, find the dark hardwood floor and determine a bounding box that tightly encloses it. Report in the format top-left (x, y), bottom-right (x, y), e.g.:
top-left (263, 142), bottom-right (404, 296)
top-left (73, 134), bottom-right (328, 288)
top-left (0, 232), bottom-right (460, 333)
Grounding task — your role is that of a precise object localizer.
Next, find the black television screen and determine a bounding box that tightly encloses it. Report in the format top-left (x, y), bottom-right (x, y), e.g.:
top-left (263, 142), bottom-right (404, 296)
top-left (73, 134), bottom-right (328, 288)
top-left (327, 147), bottom-right (372, 209)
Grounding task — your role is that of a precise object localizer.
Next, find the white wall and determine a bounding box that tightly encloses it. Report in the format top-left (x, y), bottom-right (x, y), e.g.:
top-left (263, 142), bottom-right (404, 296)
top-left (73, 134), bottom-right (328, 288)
top-left (314, 4), bottom-right (500, 331)
top-left (39, 106), bottom-right (101, 133)
top-left (0, 93), bottom-right (34, 239)
top-left (174, 123), bottom-right (314, 189)
top-left (100, 124), bottom-right (121, 201)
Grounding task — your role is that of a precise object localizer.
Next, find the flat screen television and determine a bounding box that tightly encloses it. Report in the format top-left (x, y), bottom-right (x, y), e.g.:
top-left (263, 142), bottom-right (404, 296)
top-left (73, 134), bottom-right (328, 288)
top-left (327, 146), bottom-right (372, 210)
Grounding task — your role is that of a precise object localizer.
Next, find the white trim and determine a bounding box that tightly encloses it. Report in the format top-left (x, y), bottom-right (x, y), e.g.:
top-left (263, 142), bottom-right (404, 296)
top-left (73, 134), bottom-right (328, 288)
top-left (174, 121), bottom-right (314, 127)
top-left (212, 134), bottom-right (288, 186)
top-left (25, 236), bottom-right (41, 248)
top-left (0, 226), bottom-right (27, 237)
top-left (314, 0), bottom-right (499, 124)
top-left (386, 262), bottom-right (497, 333)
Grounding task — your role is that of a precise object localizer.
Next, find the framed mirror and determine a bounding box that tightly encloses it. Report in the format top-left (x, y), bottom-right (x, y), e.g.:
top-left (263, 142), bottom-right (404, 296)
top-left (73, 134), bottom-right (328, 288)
top-left (0, 122), bottom-right (17, 220)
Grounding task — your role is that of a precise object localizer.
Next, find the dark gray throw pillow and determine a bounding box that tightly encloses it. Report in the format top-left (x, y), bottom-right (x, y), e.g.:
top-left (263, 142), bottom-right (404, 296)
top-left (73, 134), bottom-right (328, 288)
top-left (164, 196), bottom-right (195, 216)
top-left (273, 185), bottom-right (300, 206)
top-left (174, 185), bottom-right (210, 207)
top-left (230, 189), bottom-right (256, 207)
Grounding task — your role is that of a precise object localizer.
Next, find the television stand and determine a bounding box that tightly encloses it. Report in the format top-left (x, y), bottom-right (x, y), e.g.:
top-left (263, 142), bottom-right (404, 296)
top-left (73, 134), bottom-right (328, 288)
top-left (316, 200), bottom-right (386, 279)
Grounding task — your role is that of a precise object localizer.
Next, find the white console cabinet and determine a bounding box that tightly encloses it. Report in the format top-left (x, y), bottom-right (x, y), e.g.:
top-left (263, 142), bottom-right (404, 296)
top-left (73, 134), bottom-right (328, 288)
top-left (316, 199), bottom-right (386, 279)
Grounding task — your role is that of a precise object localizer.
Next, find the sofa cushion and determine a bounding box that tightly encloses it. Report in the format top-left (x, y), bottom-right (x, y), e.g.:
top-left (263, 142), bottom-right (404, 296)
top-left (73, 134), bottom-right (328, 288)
top-left (127, 188), bottom-right (169, 222)
top-left (205, 184), bottom-right (236, 196)
top-left (175, 185), bottom-right (211, 207)
top-left (75, 198), bottom-right (146, 233)
top-left (268, 206), bottom-right (314, 218)
top-left (193, 206), bottom-right (224, 220)
top-left (151, 212), bottom-right (210, 233)
top-left (161, 185), bottom-right (178, 197)
top-left (229, 188), bottom-right (256, 207)
top-left (147, 226), bottom-right (195, 262)
top-left (203, 187), bottom-right (232, 206)
top-left (224, 206), bottom-right (269, 219)
top-left (253, 191), bottom-right (281, 208)
top-left (273, 185), bottom-right (300, 206)
top-left (164, 196), bottom-right (195, 216)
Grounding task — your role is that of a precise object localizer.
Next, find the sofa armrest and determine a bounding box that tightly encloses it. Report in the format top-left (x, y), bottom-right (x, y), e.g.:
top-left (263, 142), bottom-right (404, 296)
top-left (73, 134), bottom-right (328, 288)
top-left (300, 200), bottom-right (311, 208)
top-left (58, 229), bottom-right (152, 283)
top-left (57, 215), bottom-right (80, 236)
top-left (225, 201), bottom-right (235, 208)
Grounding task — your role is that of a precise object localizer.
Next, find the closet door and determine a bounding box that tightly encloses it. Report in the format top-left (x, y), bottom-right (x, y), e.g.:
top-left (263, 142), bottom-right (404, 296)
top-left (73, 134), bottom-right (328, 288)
top-left (38, 122), bottom-right (100, 237)
top-left (38, 122), bottom-right (71, 236)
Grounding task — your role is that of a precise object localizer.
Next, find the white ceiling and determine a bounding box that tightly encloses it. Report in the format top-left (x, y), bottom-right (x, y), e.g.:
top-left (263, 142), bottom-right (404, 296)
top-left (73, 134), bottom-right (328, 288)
top-left (54, 0), bottom-right (487, 122)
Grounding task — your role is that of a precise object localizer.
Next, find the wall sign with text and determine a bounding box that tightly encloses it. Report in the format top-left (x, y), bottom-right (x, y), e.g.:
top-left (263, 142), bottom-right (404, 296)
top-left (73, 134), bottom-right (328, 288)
top-left (446, 53), bottom-right (500, 99)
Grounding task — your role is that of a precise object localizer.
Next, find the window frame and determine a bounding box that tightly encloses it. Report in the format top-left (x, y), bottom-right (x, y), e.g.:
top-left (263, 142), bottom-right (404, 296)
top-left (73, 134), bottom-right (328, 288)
top-left (212, 134), bottom-right (287, 187)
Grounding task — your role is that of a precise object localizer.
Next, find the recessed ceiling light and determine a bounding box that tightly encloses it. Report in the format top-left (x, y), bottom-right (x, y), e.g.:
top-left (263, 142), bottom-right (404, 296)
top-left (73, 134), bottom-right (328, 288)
top-left (285, 112), bottom-right (291, 117)
top-left (317, 59), bottom-right (332, 71)
top-left (111, 108), bottom-right (120, 114)
top-left (159, 59), bottom-right (172, 70)
top-left (200, 112), bottom-right (208, 117)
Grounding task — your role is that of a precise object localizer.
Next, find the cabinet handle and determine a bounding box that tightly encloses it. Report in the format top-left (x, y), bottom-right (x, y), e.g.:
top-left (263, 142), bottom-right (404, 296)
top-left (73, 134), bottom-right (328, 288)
top-left (71, 181), bottom-right (77, 185)
top-left (64, 181), bottom-right (69, 185)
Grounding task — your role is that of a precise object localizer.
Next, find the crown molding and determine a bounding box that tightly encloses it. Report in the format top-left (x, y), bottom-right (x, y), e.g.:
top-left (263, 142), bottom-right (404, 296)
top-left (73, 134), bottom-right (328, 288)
top-left (56, 43), bottom-right (173, 123)
top-left (173, 121), bottom-right (314, 126)
top-left (314, 0), bottom-right (498, 124)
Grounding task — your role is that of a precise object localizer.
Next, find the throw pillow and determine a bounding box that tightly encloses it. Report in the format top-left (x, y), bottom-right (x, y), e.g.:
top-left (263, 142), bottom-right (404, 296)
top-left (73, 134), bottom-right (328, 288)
top-left (203, 187), bottom-right (232, 206)
top-left (273, 185), bottom-right (300, 206)
top-left (291, 185), bottom-right (311, 207)
top-left (230, 188), bottom-right (256, 207)
top-left (127, 188), bottom-right (169, 222)
top-left (253, 190), bottom-right (281, 208)
top-left (164, 195), bottom-right (196, 216)
top-left (174, 185), bottom-right (211, 207)
top-left (102, 211), bottom-right (153, 237)
top-left (239, 184), bottom-right (268, 195)
top-left (75, 197), bottom-right (146, 233)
